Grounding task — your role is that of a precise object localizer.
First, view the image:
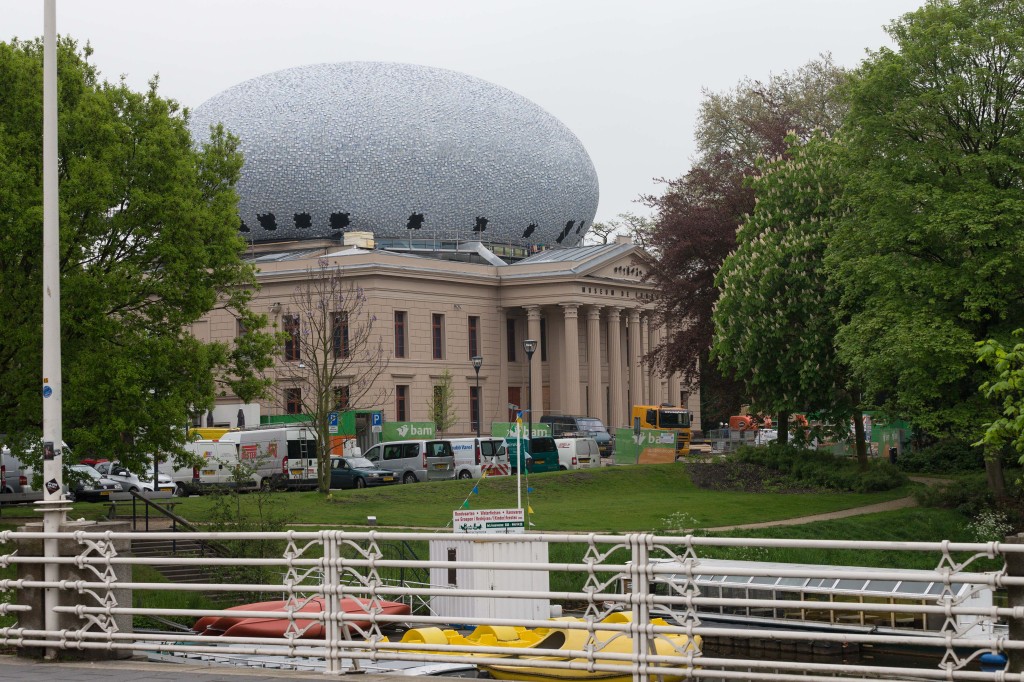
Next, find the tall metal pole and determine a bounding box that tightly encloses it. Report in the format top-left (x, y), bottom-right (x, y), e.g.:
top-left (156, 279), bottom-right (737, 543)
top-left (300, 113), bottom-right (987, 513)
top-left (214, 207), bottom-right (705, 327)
top-left (472, 356), bottom-right (482, 439)
top-left (522, 340), bottom-right (537, 512)
top-left (41, 0), bottom-right (67, 658)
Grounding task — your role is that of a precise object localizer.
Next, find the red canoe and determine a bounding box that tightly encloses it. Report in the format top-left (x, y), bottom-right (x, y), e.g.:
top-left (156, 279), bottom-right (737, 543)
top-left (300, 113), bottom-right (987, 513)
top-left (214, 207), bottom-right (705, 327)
top-left (194, 597), bottom-right (411, 638)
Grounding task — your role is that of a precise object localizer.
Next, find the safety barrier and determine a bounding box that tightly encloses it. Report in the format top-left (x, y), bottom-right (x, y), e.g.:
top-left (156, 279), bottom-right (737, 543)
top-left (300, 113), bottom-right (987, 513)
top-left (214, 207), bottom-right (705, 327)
top-left (0, 528), bottom-right (1021, 680)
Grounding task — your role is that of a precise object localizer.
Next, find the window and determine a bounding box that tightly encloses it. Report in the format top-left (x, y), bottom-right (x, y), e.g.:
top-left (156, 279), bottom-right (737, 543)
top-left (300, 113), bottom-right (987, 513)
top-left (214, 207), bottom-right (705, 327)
top-left (468, 316), bottom-right (480, 359)
top-left (394, 311), bottom-right (407, 358)
top-left (506, 318), bottom-right (516, 361)
top-left (540, 318), bottom-right (548, 361)
top-left (432, 313), bottom-right (445, 359)
top-left (285, 387), bottom-right (302, 414)
top-left (396, 385), bottom-right (409, 421)
top-left (236, 316), bottom-right (248, 337)
top-left (332, 312), bottom-right (349, 358)
top-left (283, 314), bottom-right (301, 361)
top-left (507, 386), bottom-right (521, 421)
top-left (470, 386), bottom-right (481, 434)
top-left (333, 385), bottom-right (350, 411)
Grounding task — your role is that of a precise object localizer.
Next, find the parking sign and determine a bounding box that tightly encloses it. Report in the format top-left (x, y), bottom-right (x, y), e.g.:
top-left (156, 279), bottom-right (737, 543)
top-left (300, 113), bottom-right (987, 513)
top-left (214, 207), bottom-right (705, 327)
top-left (328, 411), bottom-right (339, 434)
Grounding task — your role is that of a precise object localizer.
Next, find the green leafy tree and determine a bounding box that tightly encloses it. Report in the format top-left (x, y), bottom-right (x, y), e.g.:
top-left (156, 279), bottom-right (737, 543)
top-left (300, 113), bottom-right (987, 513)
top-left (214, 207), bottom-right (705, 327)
top-left (0, 38), bottom-right (277, 474)
top-left (427, 369), bottom-right (458, 436)
top-left (643, 55), bottom-right (849, 427)
top-left (826, 0), bottom-right (1024, 443)
top-left (977, 331), bottom-right (1024, 495)
top-left (713, 134), bottom-right (868, 462)
top-left (284, 258), bottom-right (390, 493)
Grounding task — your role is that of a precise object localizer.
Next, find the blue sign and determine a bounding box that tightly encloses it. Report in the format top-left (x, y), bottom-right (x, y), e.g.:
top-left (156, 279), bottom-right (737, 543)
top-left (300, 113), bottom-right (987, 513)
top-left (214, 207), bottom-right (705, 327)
top-left (42, 385), bottom-right (53, 398)
top-left (371, 412), bottom-right (382, 427)
top-left (328, 411), bottom-right (339, 434)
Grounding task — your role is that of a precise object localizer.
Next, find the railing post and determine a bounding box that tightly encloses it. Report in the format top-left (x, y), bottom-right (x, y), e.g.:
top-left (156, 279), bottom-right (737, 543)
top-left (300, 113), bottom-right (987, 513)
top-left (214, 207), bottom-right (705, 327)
top-left (628, 533), bottom-right (653, 682)
top-left (323, 531), bottom-right (342, 674)
top-left (1006, 534), bottom-right (1024, 673)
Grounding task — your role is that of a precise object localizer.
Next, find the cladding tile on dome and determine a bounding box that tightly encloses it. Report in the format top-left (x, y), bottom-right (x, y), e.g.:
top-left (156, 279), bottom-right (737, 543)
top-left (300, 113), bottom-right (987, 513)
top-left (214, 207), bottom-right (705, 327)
top-left (188, 62), bottom-right (599, 246)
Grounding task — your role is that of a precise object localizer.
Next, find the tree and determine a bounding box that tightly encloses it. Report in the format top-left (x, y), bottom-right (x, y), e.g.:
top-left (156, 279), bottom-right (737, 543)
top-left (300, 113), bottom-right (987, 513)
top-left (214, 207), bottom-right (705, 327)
top-left (642, 56), bottom-right (849, 427)
top-left (977, 331), bottom-right (1024, 496)
top-left (826, 0), bottom-right (1024, 441)
top-left (427, 369), bottom-right (458, 436)
top-left (585, 212), bottom-right (654, 248)
top-left (0, 38), bottom-right (277, 473)
top-left (284, 258), bottom-right (390, 493)
top-left (712, 133), bottom-right (866, 462)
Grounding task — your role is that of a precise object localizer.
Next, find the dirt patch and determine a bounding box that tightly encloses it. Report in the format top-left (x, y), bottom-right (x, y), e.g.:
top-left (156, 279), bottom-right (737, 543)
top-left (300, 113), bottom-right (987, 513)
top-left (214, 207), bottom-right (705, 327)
top-left (685, 460), bottom-right (825, 494)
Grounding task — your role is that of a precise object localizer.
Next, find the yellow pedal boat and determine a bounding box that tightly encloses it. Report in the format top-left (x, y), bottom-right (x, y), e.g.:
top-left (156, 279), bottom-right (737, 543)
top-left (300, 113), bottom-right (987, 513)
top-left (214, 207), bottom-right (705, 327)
top-left (398, 613), bottom-right (700, 681)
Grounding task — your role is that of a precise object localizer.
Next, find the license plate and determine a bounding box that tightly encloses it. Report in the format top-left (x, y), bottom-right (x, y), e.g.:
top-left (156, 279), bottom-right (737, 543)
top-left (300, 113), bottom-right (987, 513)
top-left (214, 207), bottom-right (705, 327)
top-left (160, 487), bottom-right (175, 493)
top-left (203, 470), bottom-right (215, 476)
top-left (99, 491), bottom-right (110, 497)
top-left (290, 469), bottom-right (303, 476)
top-left (383, 476), bottom-right (394, 482)
top-left (434, 463), bottom-right (448, 469)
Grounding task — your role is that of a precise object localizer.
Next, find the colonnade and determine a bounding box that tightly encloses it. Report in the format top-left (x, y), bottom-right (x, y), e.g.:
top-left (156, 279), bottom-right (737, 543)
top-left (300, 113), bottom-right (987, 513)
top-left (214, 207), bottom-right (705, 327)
top-left (505, 304), bottom-right (683, 429)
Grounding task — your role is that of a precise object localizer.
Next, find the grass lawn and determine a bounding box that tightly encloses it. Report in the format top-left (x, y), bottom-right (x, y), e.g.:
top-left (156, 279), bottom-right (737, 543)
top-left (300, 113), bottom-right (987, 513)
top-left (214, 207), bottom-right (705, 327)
top-left (66, 463), bottom-right (915, 533)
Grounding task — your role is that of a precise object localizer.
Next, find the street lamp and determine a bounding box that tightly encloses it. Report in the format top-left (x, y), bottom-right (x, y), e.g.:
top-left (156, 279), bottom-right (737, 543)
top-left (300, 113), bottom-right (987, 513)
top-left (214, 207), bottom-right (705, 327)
top-left (523, 338), bottom-right (538, 442)
top-left (472, 355), bottom-right (483, 437)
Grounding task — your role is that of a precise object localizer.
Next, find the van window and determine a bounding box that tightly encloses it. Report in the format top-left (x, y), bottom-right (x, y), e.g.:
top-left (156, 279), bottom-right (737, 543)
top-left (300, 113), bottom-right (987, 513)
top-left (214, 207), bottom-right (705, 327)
top-left (481, 440), bottom-right (498, 457)
top-left (287, 439), bottom-right (318, 459)
top-left (384, 445), bottom-right (405, 461)
top-left (364, 445), bottom-right (381, 462)
top-left (426, 441), bottom-right (452, 457)
top-left (403, 443), bottom-right (420, 459)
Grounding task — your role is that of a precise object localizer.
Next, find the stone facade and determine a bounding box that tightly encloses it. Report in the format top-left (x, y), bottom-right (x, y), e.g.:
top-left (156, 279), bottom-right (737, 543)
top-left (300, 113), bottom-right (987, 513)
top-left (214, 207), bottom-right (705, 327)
top-left (194, 236), bottom-right (700, 434)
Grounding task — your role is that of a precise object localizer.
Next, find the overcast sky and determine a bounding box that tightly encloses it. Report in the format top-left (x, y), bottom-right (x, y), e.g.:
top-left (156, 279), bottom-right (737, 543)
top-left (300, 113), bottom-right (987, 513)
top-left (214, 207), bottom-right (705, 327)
top-left (4, 0), bottom-right (924, 223)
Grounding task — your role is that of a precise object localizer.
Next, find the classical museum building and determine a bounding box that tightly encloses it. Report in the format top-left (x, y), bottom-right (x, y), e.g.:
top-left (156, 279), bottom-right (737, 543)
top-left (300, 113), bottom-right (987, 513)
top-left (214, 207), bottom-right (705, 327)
top-left (185, 61), bottom-right (700, 434)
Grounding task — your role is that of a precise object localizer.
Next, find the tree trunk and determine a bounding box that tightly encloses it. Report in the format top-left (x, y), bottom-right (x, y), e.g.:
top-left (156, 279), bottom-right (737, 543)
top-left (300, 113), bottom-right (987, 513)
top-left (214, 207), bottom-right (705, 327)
top-left (777, 411), bottom-right (790, 445)
top-left (985, 450), bottom-right (1006, 500)
top-left (852, 409), bottom-right (867, 471)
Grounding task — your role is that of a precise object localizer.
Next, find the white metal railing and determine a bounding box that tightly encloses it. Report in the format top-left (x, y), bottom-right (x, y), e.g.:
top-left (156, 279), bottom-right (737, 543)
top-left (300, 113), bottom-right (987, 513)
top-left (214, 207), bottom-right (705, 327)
top-left (0, 528), bottom-right (1020, 680)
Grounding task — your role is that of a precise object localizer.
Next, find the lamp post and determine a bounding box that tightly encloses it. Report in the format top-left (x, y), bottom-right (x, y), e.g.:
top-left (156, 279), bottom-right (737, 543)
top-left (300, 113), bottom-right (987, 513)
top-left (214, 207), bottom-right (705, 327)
top-left (522, 339), bottom-right (537, 441)
top-left (472, 355), bottom-right (483, 438)
top-left (521, 339), bottom-right (537, 512)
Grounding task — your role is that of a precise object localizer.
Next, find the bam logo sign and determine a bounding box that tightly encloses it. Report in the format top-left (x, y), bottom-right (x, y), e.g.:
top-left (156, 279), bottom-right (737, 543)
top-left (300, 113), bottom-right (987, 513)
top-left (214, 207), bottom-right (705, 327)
top-left (384, 422), bottom-right (436, 440)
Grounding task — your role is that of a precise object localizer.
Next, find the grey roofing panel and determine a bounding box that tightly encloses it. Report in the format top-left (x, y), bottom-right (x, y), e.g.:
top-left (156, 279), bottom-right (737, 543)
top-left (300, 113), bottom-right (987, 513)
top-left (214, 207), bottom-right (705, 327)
top-left (189, 62), bottom-right (599, 247)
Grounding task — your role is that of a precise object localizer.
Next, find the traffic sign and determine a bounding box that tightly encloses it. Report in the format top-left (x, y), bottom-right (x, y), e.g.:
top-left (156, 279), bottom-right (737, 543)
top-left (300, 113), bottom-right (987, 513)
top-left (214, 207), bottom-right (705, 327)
top-left (371, 412), bottom-right (382, 427)
top-left (328, 411), bottom-right (339, 434)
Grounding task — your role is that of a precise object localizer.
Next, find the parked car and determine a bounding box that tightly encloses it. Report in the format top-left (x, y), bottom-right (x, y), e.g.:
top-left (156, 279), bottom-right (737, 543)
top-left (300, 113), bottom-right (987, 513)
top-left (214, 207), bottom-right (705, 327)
top-left (540, 415), bottom-right (614, 458)
top-left (362, 440), bottom-right (456, 484)
top-left (94, 461), bottom-right (176, 494)
top-left (1, 446), bottom-right (33, 493)
top-left (329, 456), bottom-right (397, 489)
top-left (68, 464), bottom-right (122, 502)
top-left (445, 437), bottom-right (510, 479)
top-left (505, 437), bottom-right (559, 474)
top-left (555, 436), bottom-right (600, 470)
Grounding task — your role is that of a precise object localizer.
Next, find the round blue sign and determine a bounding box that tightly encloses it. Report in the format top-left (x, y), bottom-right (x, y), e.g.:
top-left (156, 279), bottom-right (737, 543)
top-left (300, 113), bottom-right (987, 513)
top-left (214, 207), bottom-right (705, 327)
top-left (42, 385), bottom-right (53, 398)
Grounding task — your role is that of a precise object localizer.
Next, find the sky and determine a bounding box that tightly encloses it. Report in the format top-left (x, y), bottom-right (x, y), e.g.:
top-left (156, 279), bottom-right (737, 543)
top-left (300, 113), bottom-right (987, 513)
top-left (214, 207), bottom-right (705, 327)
top-left (4, 0), bottom-right (926, 224)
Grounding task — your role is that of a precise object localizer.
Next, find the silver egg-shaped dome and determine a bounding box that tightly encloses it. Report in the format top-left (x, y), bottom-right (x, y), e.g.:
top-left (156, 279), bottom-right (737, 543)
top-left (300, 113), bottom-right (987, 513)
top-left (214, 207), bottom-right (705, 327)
top-left (188, 62), bottom-right (599, 246)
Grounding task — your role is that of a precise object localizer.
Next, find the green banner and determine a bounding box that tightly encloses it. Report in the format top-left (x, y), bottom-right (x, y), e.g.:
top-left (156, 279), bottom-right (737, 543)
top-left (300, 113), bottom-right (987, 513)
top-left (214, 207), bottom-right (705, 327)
top-left (614, 428), bottom-right (676, 464)
top-left (382, 421), bottom-right (435, 440)
top-left (491, 422), bottom-right (551, 438)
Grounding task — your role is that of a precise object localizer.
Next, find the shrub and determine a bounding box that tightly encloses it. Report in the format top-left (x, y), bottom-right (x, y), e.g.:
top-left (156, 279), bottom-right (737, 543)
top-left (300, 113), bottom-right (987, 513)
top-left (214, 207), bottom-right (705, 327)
top-left (731, 443), bottom-right (908, 492)
top-left (897, 438), bottom-right (985, 474)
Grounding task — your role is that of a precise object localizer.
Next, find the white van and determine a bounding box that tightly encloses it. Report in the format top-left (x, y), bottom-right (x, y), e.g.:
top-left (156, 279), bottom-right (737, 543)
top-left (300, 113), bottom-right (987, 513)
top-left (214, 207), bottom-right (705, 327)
top-left (362, 440), bottom-right (456, 484)
top-left (205, 429), bottom-right (287, 490)
top-left (555, 436), bottom-right (601, 470)
top-left (1, 446), bottom-right (33, 493)
top-left (445, 437), bottom-right (510, 479)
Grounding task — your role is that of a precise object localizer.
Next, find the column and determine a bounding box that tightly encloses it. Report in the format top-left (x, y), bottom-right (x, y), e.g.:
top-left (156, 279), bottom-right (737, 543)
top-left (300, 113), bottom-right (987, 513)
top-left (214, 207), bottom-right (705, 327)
top-left (628, 309), bottom-right (643, 412)
top-left (586, 306), bottom-right (603, 422)
top-left (561, 304), bottom-right (581, 415)
top-left (661, 323), bottom-right (674, 405)
top-left (667, 372), bottom-right (681, 407)
top-left (607, 307), bottom-right (624, 428)
top-left (526, 305), bottom-right (544, 424)
top-left (645, 314), bottom-right (658, 405)
top-left (498, 307), bottom-right (509, 427)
